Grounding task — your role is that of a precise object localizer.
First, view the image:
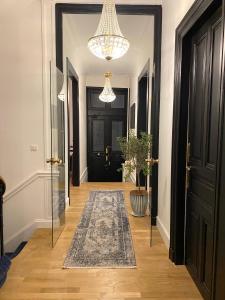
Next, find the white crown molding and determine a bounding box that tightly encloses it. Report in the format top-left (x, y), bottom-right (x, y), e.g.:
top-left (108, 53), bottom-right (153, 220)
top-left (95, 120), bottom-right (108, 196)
top-left (3, 170), bottom-right (52, 203)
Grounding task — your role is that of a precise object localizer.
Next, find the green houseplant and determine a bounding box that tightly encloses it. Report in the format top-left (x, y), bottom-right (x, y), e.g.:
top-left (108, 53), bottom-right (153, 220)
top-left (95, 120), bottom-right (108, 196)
top-left (117, 130), bottom-right (152, 217)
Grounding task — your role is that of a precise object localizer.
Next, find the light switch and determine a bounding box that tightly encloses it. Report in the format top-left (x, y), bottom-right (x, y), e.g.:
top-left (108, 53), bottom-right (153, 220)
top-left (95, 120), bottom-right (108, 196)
top-left (30, 144), bottom-right (38, 152)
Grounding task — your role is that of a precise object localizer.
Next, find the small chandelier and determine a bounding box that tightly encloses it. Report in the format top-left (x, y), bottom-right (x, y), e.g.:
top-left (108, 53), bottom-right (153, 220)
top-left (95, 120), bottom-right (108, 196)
top-left (99, 73), bottom-right (116, 102)
top-left (88, 0), bottom-right (130, 61)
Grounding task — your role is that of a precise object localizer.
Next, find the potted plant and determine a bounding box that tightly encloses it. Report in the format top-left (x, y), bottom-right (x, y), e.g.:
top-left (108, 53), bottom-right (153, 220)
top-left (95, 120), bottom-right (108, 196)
top-left (117, 130), bottom-right (152, 217)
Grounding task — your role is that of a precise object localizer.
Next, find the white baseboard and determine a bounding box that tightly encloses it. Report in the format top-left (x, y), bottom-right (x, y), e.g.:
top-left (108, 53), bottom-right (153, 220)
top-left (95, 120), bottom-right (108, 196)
top-left (35, 218), bottom-right (52, 228)
top-left (80, 168), bottom-right (88, 183)
top-left (3, 170), bottom-right (52, 252)
top-left (5, 218), bottom-right (52, 252)
top-left (157, 216), bottom-right (170, 249)
top-left (65, 197), bottom-right (70, 209)
top-left (4, 222), bottom-right (35, 252)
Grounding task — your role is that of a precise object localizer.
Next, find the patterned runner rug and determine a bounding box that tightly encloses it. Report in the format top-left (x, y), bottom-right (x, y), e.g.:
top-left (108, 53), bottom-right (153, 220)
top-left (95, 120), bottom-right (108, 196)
top-left (63, 190), bottom-right (136, 268)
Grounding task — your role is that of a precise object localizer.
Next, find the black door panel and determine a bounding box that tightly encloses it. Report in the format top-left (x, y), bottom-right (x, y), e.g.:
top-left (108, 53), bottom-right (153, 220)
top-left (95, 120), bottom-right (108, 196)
top-left (186, 8), bottom-right (222, 299)
top-left (87, 87), bottom-right (127, 182)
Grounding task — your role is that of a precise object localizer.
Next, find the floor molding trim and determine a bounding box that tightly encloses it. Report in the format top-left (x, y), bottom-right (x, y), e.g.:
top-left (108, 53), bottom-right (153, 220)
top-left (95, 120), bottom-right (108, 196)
top-left (66, 197), bottom-right (70, 209)
top-left (5, 218), bottom-right (52, 252)
top-left (3, 170), bottom-right (51, 203)
top-left (157, 216), bottom-right (170, 249)
top-left (80, 168), bottom-right (88, 183)
top-left (35, 219), bottom-right (52, 228)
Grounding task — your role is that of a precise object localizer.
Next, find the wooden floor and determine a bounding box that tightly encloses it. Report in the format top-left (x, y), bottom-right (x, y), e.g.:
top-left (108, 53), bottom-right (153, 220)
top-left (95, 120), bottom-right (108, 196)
top-left (0, 183), bottom-right (202, 299)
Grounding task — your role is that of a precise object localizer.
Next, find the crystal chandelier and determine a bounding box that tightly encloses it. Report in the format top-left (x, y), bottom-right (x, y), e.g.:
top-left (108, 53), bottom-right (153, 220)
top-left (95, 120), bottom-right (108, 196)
top-left (99, 73), bottom-right (116, 102)
top-left (88, 0), bottom-right (130, 61)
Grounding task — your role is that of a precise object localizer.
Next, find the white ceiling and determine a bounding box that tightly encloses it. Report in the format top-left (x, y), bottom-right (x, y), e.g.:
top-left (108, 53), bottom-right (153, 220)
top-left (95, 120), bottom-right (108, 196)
top-left (63, 13), bottom-right (154, 76)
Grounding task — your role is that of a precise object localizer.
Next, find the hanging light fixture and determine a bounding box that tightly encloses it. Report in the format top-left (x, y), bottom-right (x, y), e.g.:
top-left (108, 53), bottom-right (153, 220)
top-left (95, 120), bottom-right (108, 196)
top-left (99, 72), bottom-right (116, 102)
top-left (88, 0), bottom-right (130, 61)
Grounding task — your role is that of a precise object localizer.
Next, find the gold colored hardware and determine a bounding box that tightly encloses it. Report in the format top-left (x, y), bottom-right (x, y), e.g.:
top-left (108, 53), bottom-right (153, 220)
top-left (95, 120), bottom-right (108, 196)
top-left (145, 158), bottom-right (159, 166)
top-left (46, 158), bottom-right (62, 165)
top-left (105, 72), bottom-right (112, 78)
top-left (105, 146), bottom-right (110, 162)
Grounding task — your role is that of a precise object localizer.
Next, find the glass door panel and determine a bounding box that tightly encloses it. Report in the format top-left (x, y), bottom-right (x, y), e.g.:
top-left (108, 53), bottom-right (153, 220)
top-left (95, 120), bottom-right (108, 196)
top-left (49, 63), bottom-right (66, 247)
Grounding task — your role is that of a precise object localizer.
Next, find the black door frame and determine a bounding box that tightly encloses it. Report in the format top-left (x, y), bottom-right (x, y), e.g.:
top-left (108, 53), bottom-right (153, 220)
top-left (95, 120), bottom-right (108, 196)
top-left (170, 0), bottom-right (225, 296)
top-left (86, 86), bottom-right (128, 182)
top-left (55, 3), bottom-right (162, 225)
top-left (66, 58), bottom-right (80, 189)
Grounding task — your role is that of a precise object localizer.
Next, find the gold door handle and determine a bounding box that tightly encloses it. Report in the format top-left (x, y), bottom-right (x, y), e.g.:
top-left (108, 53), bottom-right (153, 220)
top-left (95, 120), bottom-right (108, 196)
top-left (46, 158), bottom-right (62, 165)
top-left (146, 158), bottom-right (159, 166)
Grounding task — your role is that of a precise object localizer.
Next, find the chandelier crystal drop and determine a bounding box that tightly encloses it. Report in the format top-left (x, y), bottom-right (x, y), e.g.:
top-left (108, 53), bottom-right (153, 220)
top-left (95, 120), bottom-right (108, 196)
top-left (99, 73), bottom-right (116, 102)
top-left (88, 0), bottom-right (130, 61)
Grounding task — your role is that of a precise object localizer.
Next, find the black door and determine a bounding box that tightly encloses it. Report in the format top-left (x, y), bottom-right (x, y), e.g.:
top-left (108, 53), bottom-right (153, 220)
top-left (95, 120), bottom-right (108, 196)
top-left (186, 8), bottom-right (222, 299)
top-left (87, 87), bottom-right (127, 182)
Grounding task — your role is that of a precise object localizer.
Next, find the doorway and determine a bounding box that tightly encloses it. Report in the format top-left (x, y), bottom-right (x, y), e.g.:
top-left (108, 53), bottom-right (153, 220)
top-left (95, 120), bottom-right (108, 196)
top-left (67, 58), bottom-right (80, 189)
top-left (186, 8), bottom-right (222, 298)
top-left (87, 87), bottom-right (128, 182)
top-left (170, 0), bottom-right (225, 299)
top-left (55, 3), bottom-right (162, 225)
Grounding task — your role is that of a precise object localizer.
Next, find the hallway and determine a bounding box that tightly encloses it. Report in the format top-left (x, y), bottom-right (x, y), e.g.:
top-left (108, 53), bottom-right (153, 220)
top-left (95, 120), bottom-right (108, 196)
top-left (0, 183), bottom-right (201, 300)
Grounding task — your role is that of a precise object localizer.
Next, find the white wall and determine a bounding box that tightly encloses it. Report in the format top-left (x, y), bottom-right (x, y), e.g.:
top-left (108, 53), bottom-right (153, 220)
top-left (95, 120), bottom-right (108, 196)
top-left (129, 15), bottom-right (154, 131)
top-left (157, 0), bottom-right (196, 248)
top-left (0, 0), bottom-right (52, 251)
top-left (0, 0), bottom-right (44, 190)
top-left (63, 17), bottom-right (88, 187)
top-left (79, 75), bottom-right (88, 182)
top-left (68, 78), bottom-right (73, 147)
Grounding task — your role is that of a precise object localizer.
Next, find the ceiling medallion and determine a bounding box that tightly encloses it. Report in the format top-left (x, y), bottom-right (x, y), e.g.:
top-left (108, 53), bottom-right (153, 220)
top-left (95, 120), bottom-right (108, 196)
top-left (88, 0), bottom-right (130, 61)
top-left (99, 72), bottom-right (116, 102)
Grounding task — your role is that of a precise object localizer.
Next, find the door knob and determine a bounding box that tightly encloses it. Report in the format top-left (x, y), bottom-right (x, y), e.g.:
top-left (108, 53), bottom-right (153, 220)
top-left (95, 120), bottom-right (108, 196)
top-left (46, 158), bottom-right (62, 165)
top-left (145, 158), bottom-right (159, 166)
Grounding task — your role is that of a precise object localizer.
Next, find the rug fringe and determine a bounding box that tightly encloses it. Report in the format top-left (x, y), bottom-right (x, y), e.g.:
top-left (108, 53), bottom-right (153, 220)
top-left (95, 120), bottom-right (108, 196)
top-left (62, 265), bottom-right (137, 269)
